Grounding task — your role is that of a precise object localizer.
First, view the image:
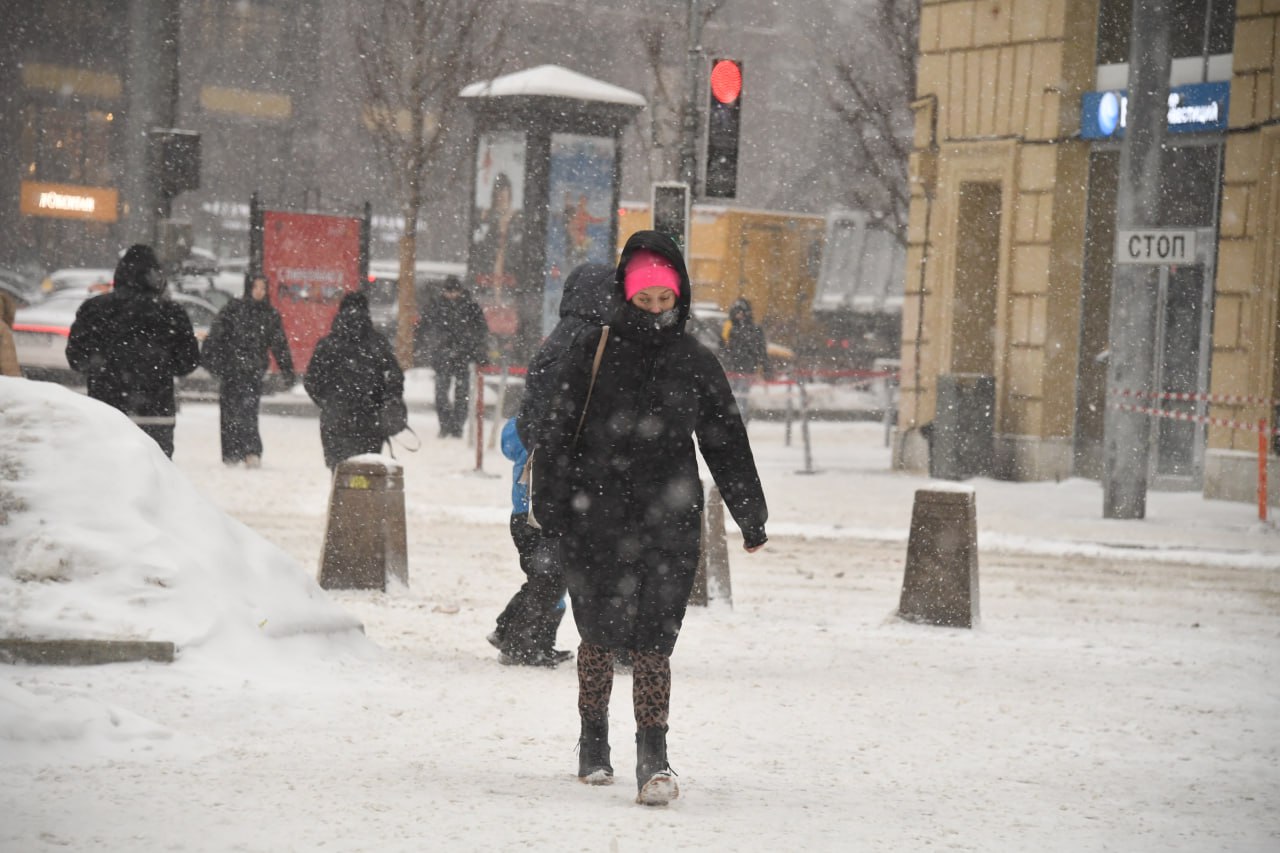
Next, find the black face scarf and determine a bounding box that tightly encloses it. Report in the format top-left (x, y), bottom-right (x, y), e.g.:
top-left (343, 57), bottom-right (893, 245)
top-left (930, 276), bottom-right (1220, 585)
top-left (614, 302), bottom-right (683, 346)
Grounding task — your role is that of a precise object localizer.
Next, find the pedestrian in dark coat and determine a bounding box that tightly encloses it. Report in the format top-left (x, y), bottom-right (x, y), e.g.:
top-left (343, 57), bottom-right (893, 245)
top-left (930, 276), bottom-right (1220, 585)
top-left (487, 417), bottom-right (574, 668)
top-left (720, 297), bottom-right (770, 423)
top-left (534, 230), bottom-right (768, 804)
top-left (66, 244), bottom-right (200, 458)
top-left (413, 276), bottom-right (487, 438)
top-left (304, 292), bottom-right (404, 470)
top-left (201, 274), bottom-right (295, 467)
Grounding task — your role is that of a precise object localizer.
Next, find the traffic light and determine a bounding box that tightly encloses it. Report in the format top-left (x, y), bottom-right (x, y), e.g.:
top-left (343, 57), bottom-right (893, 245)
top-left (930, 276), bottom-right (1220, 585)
top-left (147, 129), bottom-right (202, 198)
top-left (705, 58), bottom-right (742, 199)
top-left (651, 182), bottom-right (689, 254)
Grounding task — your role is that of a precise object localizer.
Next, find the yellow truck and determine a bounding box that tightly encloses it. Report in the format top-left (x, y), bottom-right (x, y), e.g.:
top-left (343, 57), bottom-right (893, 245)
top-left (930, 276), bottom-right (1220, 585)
top-left (618, 203), bottom-right (825, 351)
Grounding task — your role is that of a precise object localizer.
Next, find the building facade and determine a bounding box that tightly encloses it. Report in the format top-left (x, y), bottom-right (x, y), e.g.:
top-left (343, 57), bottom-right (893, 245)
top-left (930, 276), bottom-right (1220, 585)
top-left (0, 0), bottom-right (843, 276)
top-left (898, 0), bottom-right (1278, 508)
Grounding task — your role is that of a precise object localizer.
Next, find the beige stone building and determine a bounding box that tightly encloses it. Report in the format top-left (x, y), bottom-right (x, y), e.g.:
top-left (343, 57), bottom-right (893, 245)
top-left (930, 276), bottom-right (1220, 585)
top-left (896, 0), bottom-right (1278, 510)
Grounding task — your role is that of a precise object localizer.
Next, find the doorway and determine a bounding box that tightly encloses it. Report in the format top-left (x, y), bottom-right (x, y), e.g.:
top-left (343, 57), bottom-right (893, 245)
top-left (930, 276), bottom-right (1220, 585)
top-left (1074, 144), bottom-right (1221, 487)
top-left (951, 181), bottom-right (1002, 376)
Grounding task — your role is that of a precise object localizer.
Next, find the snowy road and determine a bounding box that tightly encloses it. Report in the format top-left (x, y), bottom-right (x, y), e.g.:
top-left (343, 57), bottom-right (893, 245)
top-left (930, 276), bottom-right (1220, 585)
top-left (3, 401), bottom-right (1278, 851)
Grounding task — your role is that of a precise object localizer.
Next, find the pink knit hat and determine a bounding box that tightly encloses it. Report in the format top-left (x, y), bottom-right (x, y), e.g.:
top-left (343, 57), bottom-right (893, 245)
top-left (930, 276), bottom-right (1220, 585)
top-left (623, 250), bottom-right (681, 301)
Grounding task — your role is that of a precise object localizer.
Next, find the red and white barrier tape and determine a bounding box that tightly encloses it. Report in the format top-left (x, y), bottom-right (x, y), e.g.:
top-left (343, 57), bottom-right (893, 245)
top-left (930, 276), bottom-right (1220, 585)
top-left (1112, 402), bottom-right (1278, 435)
top-left (1111, 388), bottom-right (1276, 406)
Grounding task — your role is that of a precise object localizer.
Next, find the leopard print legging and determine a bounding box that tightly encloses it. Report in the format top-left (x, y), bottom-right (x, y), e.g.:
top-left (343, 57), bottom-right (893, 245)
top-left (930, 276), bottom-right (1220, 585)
top-left (577, 642), bottom-right (671, 730)
top-left (576, 642), bottom-right (614, 724)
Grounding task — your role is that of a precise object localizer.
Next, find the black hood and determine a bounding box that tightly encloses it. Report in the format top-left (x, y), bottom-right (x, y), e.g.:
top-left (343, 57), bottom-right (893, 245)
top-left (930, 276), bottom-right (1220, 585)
top-left (559, 262), bottom-right (618, 324)
top-left (729, 297), bottom-right (755, 325)
top-left (614, 230), bottom-right (691, 331)
top-left (330, 292), bottom-right (375, 339)
top-left (113, 244), bottom-right (162, 294)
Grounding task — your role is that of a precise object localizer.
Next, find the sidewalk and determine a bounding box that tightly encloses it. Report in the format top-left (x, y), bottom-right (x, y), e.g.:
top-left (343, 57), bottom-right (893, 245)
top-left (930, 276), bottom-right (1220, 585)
top-left (213, 374), bottom-right (1279, 563)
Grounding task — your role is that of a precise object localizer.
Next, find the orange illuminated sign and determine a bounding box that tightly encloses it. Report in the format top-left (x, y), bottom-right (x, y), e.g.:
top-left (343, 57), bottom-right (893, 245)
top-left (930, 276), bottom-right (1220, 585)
top-left (20, 181), bottom-right (119, 223)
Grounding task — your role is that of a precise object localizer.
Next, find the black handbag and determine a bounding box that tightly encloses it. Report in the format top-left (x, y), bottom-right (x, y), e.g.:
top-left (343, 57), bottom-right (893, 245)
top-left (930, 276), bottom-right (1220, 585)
top-left (526, 327), bottom-right (609, 531)
top-left (380, 394), bottom-right (409, 437)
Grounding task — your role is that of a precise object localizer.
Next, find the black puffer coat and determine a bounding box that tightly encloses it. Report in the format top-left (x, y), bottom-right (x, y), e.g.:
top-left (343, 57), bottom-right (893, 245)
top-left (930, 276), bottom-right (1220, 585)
top-left (412, 287), bottom-right (487, 373)
top-left (66, 245), bottom-right (200, 420)
top-left (202, 278), bottom-right (295, 383)
top-left (515, 261), bottom-right (617, 448)
top-left (535, 231), bottom-right (767, 655)
top-left (304, 293), bottom-right (404, 469)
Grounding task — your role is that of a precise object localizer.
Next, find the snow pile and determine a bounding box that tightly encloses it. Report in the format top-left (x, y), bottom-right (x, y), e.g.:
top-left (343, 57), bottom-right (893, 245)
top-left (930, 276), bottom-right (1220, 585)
top-left (0, 677), bottom-right (196, 764)
top-left (0, 377), bottom-right (367, 657)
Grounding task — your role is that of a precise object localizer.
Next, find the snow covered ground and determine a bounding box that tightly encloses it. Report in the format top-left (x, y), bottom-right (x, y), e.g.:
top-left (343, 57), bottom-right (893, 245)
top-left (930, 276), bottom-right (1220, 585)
top-left (1, 376), bottom-right (1277, 852)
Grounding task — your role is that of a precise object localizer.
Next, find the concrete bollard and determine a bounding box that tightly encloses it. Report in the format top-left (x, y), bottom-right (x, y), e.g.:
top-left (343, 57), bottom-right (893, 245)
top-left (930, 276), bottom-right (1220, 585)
top-left (898, 486), bottom-right (980, 628)
top-left (319, 457), bottom-right (408, 591)
top-left (691, 485), bottom-right (732, 607)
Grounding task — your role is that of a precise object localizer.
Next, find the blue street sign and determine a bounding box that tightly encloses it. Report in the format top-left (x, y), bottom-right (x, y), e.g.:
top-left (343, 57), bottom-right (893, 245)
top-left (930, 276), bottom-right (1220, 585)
top-left (1080, 81), bottom-right (1230, 139)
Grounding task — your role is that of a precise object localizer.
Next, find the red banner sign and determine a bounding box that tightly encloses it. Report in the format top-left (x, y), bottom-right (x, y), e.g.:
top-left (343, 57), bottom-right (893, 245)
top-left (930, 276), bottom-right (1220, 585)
top-left (261, 210), bottom-right (362, 372)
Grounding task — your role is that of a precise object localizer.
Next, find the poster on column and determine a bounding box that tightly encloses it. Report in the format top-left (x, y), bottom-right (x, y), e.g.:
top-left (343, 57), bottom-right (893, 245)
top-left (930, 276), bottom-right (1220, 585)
top-left (469, 131), bottom-right (527, 341)
top-left (543, 133), bottom-right (616, 336)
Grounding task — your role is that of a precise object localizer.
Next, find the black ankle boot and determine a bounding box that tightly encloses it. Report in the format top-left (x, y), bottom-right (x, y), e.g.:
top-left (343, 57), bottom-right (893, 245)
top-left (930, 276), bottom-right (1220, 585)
top-left (578, 718), bottom-right (613, 784)
top-left (635, 726), bottom-right (679, 805)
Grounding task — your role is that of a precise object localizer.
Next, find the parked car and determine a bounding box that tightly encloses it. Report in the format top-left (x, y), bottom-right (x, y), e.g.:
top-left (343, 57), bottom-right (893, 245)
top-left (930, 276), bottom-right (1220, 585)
top-left (362, 259), bottom-right (467, 342)
top-left (0, 267), bottom-right (42, 305)
top-left (39, 267), bottom-right (115, 297)
top-left (12, 287), bottom-right (218, 389)
top-left (172, 271), bottom-right (234, 310)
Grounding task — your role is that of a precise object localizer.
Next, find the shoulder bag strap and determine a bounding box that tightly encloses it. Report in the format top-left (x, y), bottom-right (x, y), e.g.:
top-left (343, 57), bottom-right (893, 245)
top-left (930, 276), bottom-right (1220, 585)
top-left (572, 326), bottom-right (609, 445)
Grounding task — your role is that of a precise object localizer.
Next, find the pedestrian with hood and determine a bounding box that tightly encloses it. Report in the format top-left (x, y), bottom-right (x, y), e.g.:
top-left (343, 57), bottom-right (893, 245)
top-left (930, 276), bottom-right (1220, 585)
top-left (487, 416), bottom-right (574, 668)
top-left (0, 290), bottom-right (21, 377)
top-left (486, 262), bottom-right (618, 668)
top-left (720, 296), bottom-right (770, 423)
top-left (533, 231), bottom-right (769, 805)
top-left (201, 273), bottom-right (295, 467)
top-left (66, 244), bottom-right (200, 457)
top-left (413, 276), bottom-right (487, 438)
top-left (304, 292), bottom-right (404, 471)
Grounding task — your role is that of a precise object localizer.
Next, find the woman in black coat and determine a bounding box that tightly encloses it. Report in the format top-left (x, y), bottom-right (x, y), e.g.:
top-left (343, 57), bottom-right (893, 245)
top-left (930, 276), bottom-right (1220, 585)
top-left (202, 274), bottom-right (295, 467)
top-left (535, 230), bottom-right (768, 805)
top-left (304, 292), bottom-right (403, 470)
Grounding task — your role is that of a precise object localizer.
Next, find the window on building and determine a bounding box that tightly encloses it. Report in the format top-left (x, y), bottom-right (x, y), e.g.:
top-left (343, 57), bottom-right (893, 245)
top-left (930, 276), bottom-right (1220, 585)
top-left (1096, 0), bottom-right (1236, 65)
top-left (20, 105), bottom-right (116, 187)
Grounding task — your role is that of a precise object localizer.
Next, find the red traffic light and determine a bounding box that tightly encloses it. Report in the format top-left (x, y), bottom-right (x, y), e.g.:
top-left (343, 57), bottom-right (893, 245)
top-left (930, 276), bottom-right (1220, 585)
top-left (710, 59), bottom-right (742, 104)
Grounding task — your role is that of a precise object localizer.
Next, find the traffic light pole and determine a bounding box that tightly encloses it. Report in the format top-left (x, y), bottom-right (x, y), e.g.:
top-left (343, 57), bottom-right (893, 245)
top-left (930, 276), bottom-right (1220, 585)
top-left (123, 0), bottom-right (180, 246)
top-left (679, 0), bottom-right (704, 192)
top-left (1102, 0), bottom-right (1172, 519)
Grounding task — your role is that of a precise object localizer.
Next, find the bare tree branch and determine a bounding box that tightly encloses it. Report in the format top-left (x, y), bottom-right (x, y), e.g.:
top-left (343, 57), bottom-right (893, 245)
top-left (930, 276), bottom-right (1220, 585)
top-left (350, 0), bottom-right (509, 365)
top-left (809, 0), bottom-right (917, 243)
top-left (628, 0), bottom-right (726, 187)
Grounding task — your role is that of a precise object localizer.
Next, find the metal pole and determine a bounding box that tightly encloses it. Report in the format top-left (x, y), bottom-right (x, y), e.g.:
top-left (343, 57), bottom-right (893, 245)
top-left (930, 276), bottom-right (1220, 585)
top-left (124, 0), bottom-right (180, 244)
top-left (679, 0), bottom-right (703, 191)
top-left (1102, 0), bottom-right (1171, 519)
top-left (474, 366), bottom-right (484, 471)
top-left (797, 378), bottom-right (816, 475)
top-left (784, 379), bottom-right (793, 446)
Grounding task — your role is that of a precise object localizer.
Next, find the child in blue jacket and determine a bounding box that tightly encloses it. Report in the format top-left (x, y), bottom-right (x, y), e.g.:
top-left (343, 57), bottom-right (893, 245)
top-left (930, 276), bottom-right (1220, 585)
top-left (487, 417), bottom-right (573, 667)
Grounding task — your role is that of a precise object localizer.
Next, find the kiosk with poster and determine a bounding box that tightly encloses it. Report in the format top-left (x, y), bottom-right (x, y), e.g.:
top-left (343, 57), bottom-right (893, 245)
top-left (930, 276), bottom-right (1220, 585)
top-left (461, 65), bottom-right (643, 362)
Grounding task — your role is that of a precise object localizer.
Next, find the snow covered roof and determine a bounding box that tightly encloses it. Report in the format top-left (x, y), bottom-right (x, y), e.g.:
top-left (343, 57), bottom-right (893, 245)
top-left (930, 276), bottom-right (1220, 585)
top-left (460, 64), bottom-right (646, 107)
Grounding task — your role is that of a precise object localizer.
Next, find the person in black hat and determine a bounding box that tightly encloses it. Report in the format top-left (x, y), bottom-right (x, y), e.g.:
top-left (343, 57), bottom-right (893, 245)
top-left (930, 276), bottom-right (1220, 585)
top-left (413, 276), bottom-right (488, 438)
top-left (66, 244), bottom-right (201, 457)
